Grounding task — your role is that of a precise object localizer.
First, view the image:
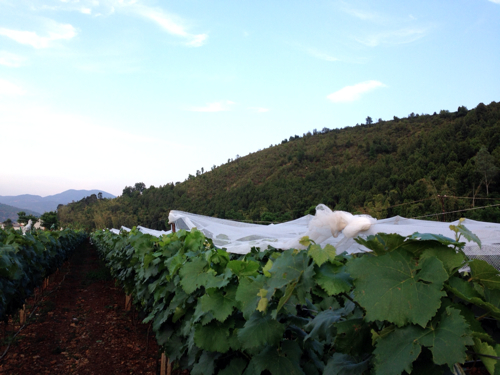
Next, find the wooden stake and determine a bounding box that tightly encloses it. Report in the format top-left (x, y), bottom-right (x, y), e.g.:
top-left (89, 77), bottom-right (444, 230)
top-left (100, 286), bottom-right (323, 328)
top-left (171, 223), bottom-right (176, 233)
top-left (160, 353), bottom-right (166, 375)
top-left (125, 295), bottom-right (132, 311)
top-left (19, 304), bottom-right (26, 325)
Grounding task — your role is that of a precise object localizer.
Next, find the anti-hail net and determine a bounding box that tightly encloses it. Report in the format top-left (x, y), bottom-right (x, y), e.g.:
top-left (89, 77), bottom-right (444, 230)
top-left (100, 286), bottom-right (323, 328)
top-left (110, 204), bottom-right (500, 266)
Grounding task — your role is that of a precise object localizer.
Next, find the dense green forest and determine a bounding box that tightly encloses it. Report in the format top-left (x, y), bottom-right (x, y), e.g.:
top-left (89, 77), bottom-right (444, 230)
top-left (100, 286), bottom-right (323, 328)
top-left (59, 101), bottom-right (500, 231)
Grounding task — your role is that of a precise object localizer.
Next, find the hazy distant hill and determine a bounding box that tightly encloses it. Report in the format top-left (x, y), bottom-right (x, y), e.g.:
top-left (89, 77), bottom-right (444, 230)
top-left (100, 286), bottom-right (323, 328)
top-left (0, 189), bottom-right (115, 214)
top-left (0, 203), bottom-right (41, 222)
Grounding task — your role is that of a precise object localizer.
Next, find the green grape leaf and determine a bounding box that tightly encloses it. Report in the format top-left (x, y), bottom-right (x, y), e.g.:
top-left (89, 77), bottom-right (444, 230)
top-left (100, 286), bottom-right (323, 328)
top-left (374, 325), bottom-right (423, 375)
top-left (473, 338), bottom-right (497, 375)
top-left (449, 224), bottom-right (481, 247)
top-left (470, 259), bottom-right (500, 290)
top-left (304, 309), bottom-right (345, 343)
top-left (307, 244), bottom-right (336, 267)
top-left (237, 313), bottom-right (285, 349)
top-left (266, 250), bottom-right (315, 303)
top-left (179, 258), bottom-right (210, 294)
top-left (299, 236), bottom-right (312, 247)
top-left (200, 285), bottom-right (237, 322)
top-left (374, 307), bottom-right (472, 375)
top-left (324, 353), bottom-right (370, 375)
top-left (419, 307), bottom-right (473, 366)
top-left (348, 251), bottom-right (448, 327)
top-left (228, 260), bottom-right (261, 277)
top-left (420, 246), bottom-right (466, 275)
top-left (252, 343), bottom-right (305, 375)
top-left (219, 357), bottom-right (248, 375)
top-left (235, 275), bottom-right (266, 319)
top-left (409, 232), bottom-right (460, 246)
top-left (334, 318), bottom-right (371, 356)
top-left (191, 351), bottom-right (220, 375)
top-left (263, 259), bottom-right (273, 277)
top-left (194, 320), bottom-right (232, 353)
top-left (446, 276), bottom-right (500, 320)
top-left (355, 233), bottom-right (406, 256)
top-left (314, 262), bottom-right (352, 296)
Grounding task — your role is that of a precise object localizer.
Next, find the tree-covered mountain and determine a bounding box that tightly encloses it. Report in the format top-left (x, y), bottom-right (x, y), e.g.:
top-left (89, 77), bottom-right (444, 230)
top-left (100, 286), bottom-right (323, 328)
top-left (58, 101), bottom-right (500, 231)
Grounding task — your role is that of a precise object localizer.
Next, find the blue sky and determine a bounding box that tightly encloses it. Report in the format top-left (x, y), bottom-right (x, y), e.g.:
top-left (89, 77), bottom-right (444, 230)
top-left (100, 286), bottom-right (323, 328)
top-left (1, 0), bottom-right (499, 197)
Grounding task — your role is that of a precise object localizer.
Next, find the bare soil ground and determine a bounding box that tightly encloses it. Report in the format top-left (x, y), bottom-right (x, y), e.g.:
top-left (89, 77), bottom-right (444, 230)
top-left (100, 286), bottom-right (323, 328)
top-left (0, 241), bottom-right (163, 375)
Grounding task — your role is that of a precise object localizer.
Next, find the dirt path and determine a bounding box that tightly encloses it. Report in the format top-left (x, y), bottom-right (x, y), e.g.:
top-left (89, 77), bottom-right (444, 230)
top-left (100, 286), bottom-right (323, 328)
top-left (0, 241), bottom-right (160, 375)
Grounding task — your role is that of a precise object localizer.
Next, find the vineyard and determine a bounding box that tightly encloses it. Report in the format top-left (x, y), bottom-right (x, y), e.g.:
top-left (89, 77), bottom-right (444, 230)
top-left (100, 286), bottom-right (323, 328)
top-left (1, 222), bottom-right (499, 374)
top-left (89, 223), bottom-right (498, 375)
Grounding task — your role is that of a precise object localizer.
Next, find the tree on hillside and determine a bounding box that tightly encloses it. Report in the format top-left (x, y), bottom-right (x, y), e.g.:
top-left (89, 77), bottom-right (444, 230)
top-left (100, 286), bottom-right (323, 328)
top-left (475, 146), bottom-right (499, 196)
top-left (40, 211), bottom-right (59, 230)
top-left (17, 211), bottom-right (38, 225)
top-left (2, 218), bottom-right (13, 229)
top-left (366, 116), bottom-right (373, 125)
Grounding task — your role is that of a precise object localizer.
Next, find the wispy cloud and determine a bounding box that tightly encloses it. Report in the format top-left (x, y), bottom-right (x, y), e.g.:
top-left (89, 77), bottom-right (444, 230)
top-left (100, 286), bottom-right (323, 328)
top-left (0, 51), bottom-right (27, 67)
top-left (305, 47), bottom-right (339, 62)
top-left (131, 4), bottom-right (208, 47)
top-left (355, 27), bottom-right (429, 47)
top-left (489, 0), bottom-right (500, 4)
top-left (327, 80), bottom-right (386, 103)
top-left (341, 6), bottom-right (379, 21)
top-left (0, 21), bottom-right (76, 49)
top-left (0, 78), bottom-right (26, 96)
top-left (36, 0), bottom-right (208, 47)
top-left (189, 101), bottom-right (235, 112)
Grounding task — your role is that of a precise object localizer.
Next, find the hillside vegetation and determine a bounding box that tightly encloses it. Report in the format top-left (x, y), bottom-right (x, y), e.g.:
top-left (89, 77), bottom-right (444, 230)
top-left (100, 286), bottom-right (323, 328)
top-left (59, 101), bottom-right (500, 231)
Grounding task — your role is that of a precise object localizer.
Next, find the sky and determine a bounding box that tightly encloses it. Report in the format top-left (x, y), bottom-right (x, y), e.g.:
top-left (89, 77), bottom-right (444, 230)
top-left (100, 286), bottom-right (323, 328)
top-left (0, 0), bottom-right (499, 197)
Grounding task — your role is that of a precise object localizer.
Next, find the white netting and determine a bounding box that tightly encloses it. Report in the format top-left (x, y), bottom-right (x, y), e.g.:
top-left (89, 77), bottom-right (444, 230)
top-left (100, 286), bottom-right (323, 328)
top-left (108, 204), bottom-right (500, 264)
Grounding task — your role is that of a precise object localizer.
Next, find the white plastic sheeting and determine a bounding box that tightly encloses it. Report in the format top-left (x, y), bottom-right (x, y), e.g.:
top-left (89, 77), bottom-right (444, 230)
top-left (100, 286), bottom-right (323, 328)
top-left (108, 204), bottom-right (500, 266)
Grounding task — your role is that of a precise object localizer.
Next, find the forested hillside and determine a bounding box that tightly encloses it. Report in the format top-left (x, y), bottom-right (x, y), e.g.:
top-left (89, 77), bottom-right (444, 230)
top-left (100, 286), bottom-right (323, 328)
top-left (59, 101), bottom-right (500, 231)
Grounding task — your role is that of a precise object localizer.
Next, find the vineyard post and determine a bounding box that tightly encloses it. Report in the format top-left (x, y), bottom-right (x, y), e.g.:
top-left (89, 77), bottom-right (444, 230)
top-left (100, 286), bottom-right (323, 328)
top-left (125, 295), bottom-right (131, 311)
top-left (19, 304), bottom-right (26, 325)
top-left (171, 223), bottom-right (176, 233)
top-left (160, 353), bottom-right (171, 375)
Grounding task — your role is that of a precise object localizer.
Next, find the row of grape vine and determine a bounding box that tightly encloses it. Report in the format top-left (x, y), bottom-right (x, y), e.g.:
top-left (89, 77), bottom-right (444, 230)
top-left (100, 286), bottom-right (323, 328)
top-left (0, 228), bottom-right (87, 322)
top-left (91, 223), bottom-right (500, 375)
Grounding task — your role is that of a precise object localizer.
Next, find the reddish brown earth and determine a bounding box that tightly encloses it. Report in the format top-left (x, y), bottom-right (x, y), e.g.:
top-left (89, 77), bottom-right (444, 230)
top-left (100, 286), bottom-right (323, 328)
top-left (0, 241), bottom-right (166, 375)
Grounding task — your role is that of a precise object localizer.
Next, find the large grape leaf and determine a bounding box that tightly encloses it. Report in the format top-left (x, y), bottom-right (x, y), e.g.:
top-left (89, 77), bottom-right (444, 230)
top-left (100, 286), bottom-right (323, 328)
top-left (355, 233), bottom-right (406, 256)
top-left (334, 318), bottom-right (371, 356)
top-left (374, 307), bottom-right (472, 375)
top-left (179, 258), bottom-right (231, 294)
top-left (200, 285), bottom-right (237, 322)
top-left (237, 312), bottom-right (285, 349)
top-left (308, 244), bottom-right (336, 267)
top-left (446, 276), bottom-right (500, 320)
top-left (419, 307), bottom-right (473, 366)
top-left (252, 343), bottom-right (305, 375)
top-left (266, 250), bottom-right (315, 304)
top-left (420, 246), bottom-right (466, 275)
top-left (191, 351), bottom-right (220, 375)
top-left (470, 259), bottom-right (500, 290)
top-left (473, 338), bottom-right (497, 375)
top-left (194, 320), bottom-right (233, 353)
top-left (235, 275), bottom-right (266, 319)
top-left (323, 353), bottom-right (370, 375)
top-left (305, 309), bottom-right (346, 343)
top-left (348, 251), bottom-right (448, 327)
top-left (314, 262), bottom-right (352, 296)
top-left (219, 357), bottom-right (248, 375)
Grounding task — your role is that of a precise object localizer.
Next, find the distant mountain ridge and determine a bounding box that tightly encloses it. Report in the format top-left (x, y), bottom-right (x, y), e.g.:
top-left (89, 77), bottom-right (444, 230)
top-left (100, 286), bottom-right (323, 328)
top-left (0, 203), bottom-right (41, 222)
top-left (0, 189), bottom-right (115, 214)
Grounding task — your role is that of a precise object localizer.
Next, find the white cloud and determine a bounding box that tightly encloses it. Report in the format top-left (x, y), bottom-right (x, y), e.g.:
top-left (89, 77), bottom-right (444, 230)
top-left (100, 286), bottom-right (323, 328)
top-left (0, 21), bottom-right (76, 49)
top-left (327, 80), bottom-right (386, 103)
top-left (355, 27), bottom-right (429, 47)
top-left (489, 0), bottom-right (500, 4)
top-left (306, 48), bottom-right (339, 62)
top-left (131, 4), bottom-right (208, 47)
top-left (189, 101), bottom-right (235, 112)
top-left (0, 78), bottom-right (26, 96)
top-left (0, 51), bottom-right (27, 67)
